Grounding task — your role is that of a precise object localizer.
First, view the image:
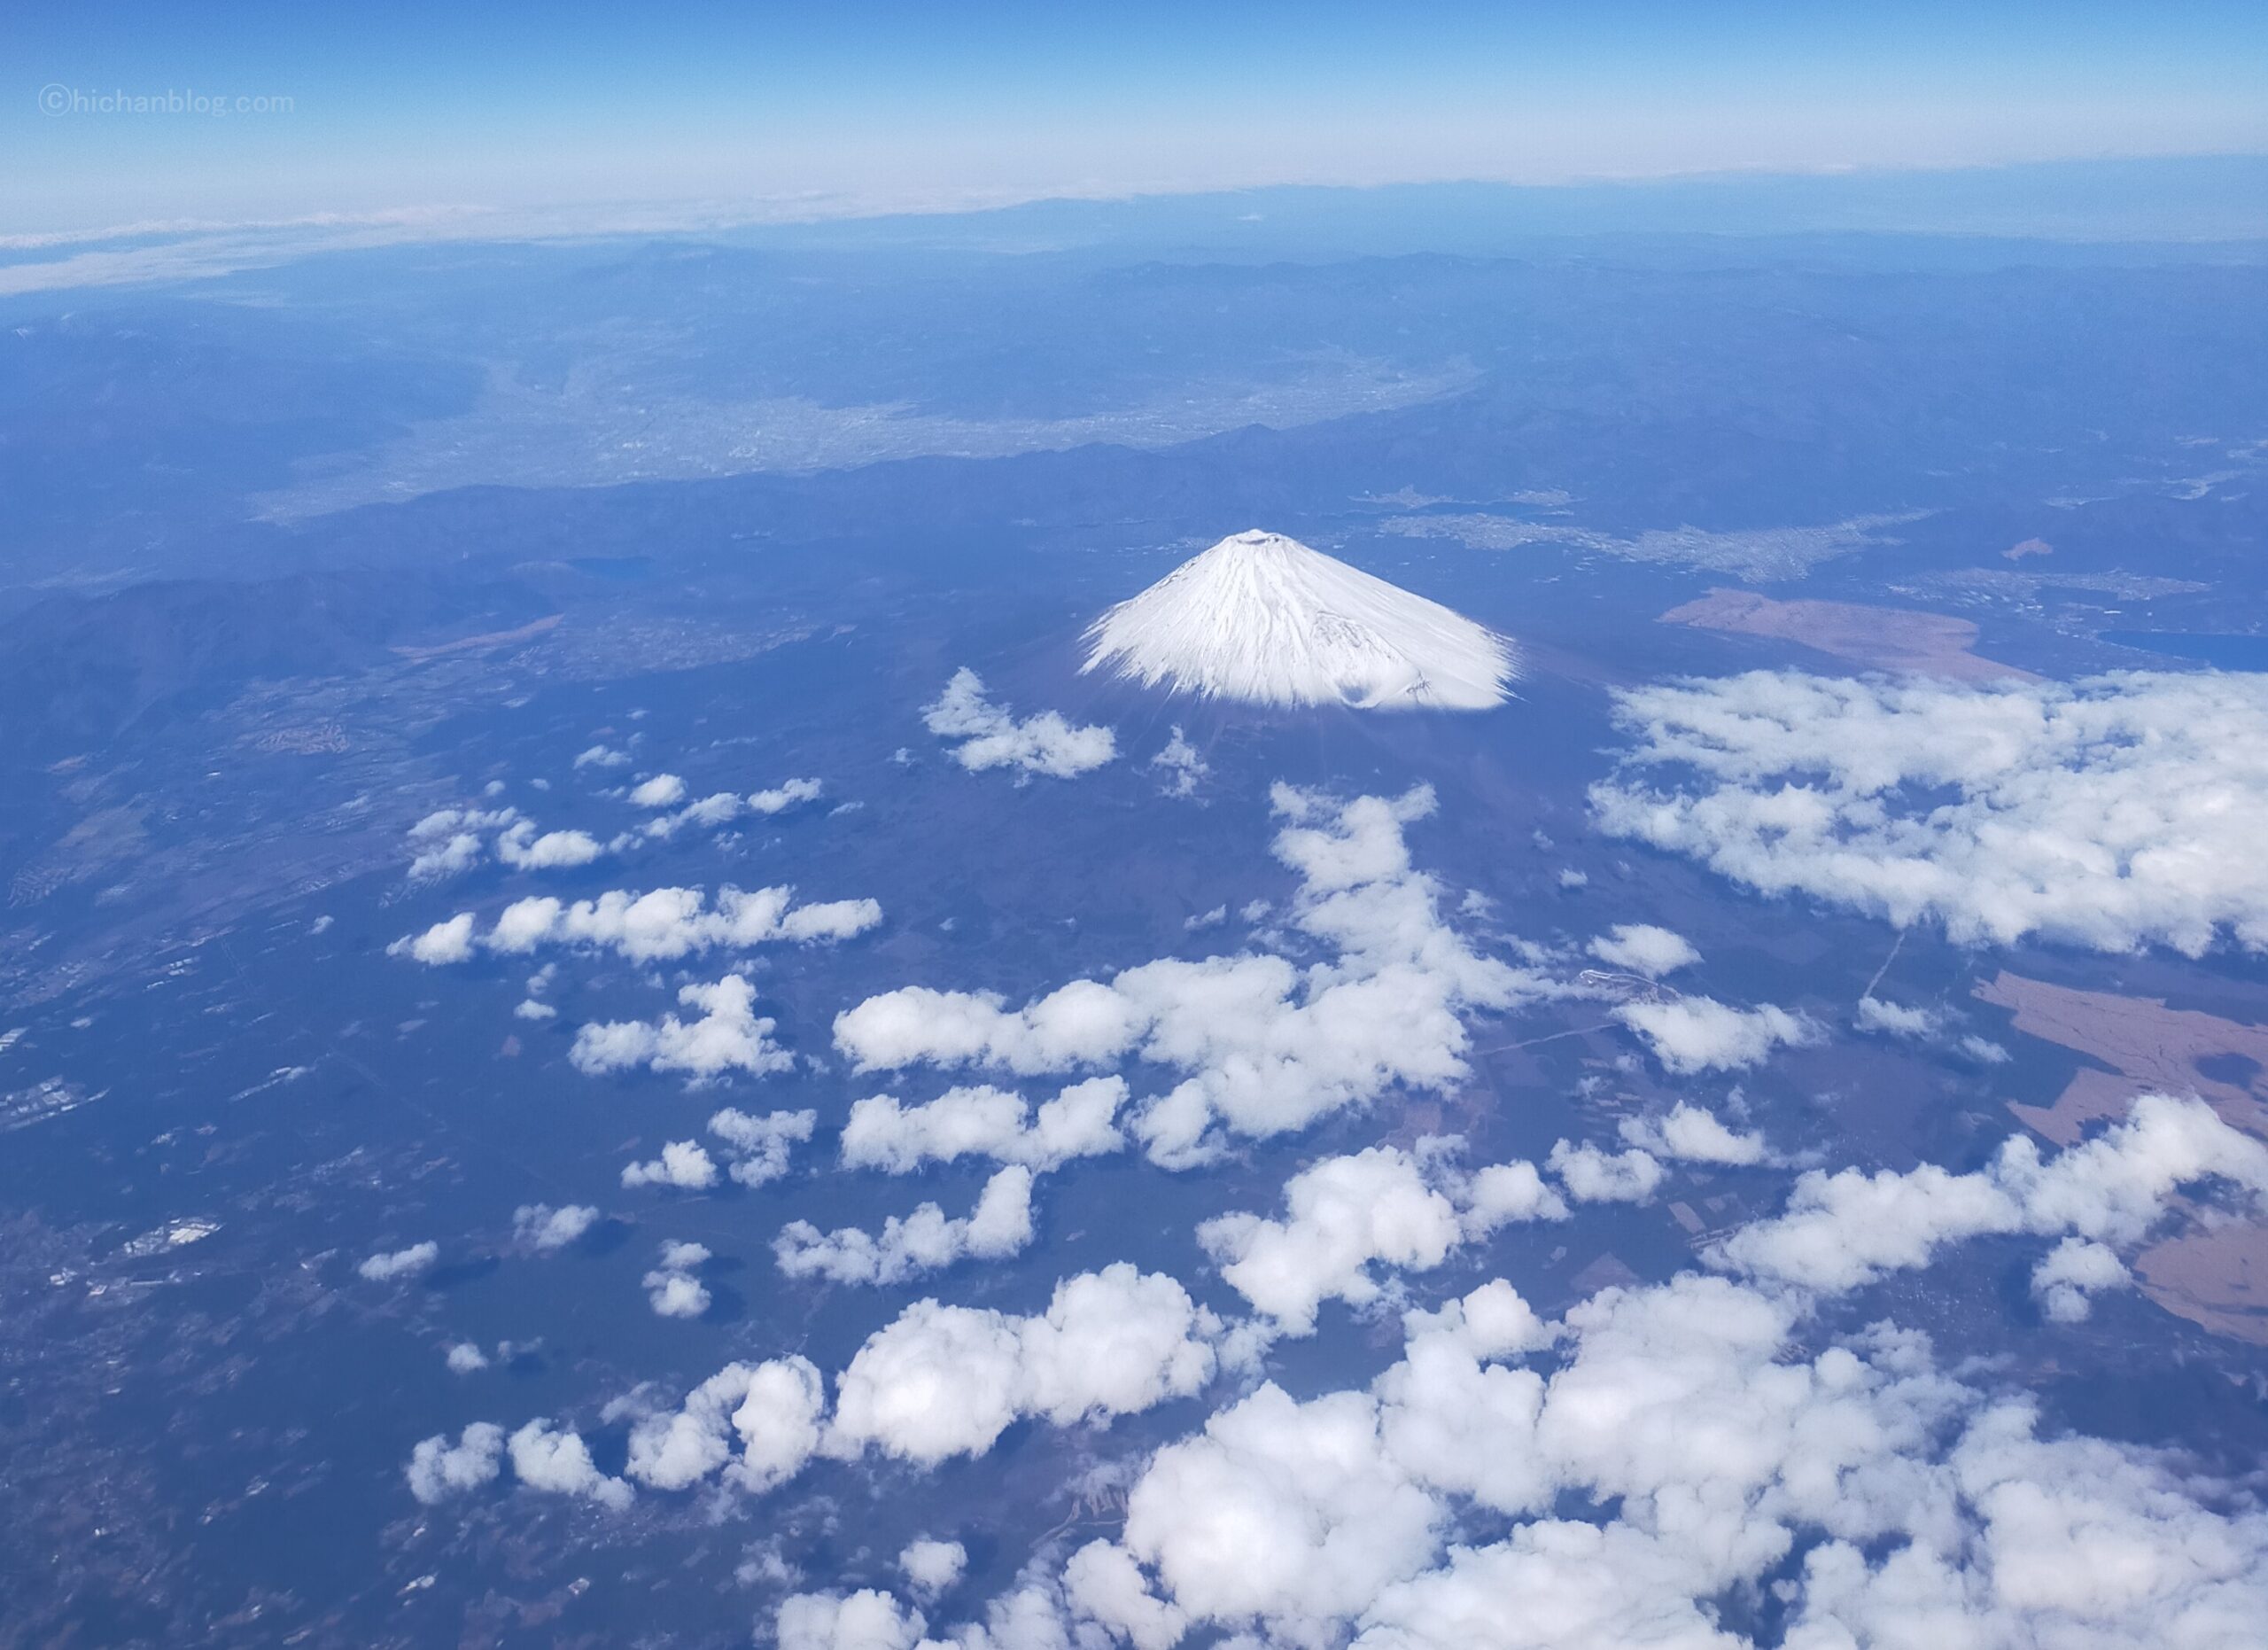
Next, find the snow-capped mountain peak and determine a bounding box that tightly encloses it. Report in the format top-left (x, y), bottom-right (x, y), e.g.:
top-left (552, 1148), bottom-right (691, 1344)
top-left (1081, 529), bottom-right (1516, 710)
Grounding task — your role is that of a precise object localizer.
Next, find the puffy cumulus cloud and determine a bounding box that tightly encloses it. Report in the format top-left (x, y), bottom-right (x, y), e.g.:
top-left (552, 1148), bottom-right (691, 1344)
top-left (1198, 1145), bottom-right (1561, 1337)
top-left (827, 1265), bottom-right (1217, 1467)
top-left (1855, 993), bottom-right (1940, 1039)
top-left (1586, 923), bottom-right (1701, 977)
top-left (620, 1139), bottom-right (718, 1190)
top-left (750, 776), bottom-right (826, 815)
top-left (775, 1589), bottom-right (926, 1650)
top-left (493, 818), bottom-right (605, 869)
top-left (357, 1240), bottom-right (439, 1281)
top-left (406, 806), bottom-right (606, 879)
top-left (1460, 1158), bottom-right (1572, 1228)
top-left (899, 1537), bottom-right (968, 1600)
top-left (1613, 995), bottom-right (1817, 1075)
top-left (835, 787), bottom-right (1557, 1166)
top-left (605, 1354), bottom-right (829, 1499)
top-left (573, 743), bottom-right (631, 770)
top-left (1712, 1093), bottom-right (2268, 1295)
top-left (1151, 726), bottom-right (1209, 799)
top-left (507, 1419), bottom-right (633, 1511)
top-left (633, 778), bottom-right (827, 843)
top-left (774, 1165), bottom-right (1037, 1287)
top-left (709, 1105), bottom-right (816, 1187)
top-left (839, 1077), bottom-right (1128, 1174)
top-left (408, 830), bottom-right (486, 883)
top-left (1618, 1101), bottom-right (1771, 1166)
top-left (395, 882), bottom-right (882, 968)
top-left (513, 1202), bottom-right (599, 1252)
top-left (1545, 1140), bottom-right (1664, 1204)
top-left (407, 806), bottom-right (515, 881)
top-left (393, 911), bottom-right (476, 965)
top-left (420, 1357), bottom-right (827, 1511)
top-left (571, 975), bottom-right (796, 1082)
top-left (922, 667), bottom-right (1116, 780)
top-left (1591, 668), bottom-right (2268, 956)
top-left (644, 1241), bottom-right (712, 1318)
top-left (1072, 1244), bottom-right (2268, 1650)
top-left (2031, 1235), bottom-right (2133, 1324)
top-left (629, 773), bottom-right (687, 808)
top-left (405, 1421), bottom-right (504, 1504)
top-left (445, 1341), bottom-right (490, 1374)
top-left (619, 1360), bottom-right (743, 1489)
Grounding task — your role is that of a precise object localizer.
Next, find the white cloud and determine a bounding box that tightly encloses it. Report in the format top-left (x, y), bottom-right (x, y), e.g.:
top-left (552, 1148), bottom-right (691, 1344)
top-left (1197, 1144), bottom-right (1570, 1340)
top-left (1200, 1147), bottom-right (1464, 1335)
top-left (1613, 995), bottom-right (1817, 1074)
top-left (507, 1419), bottom-right (633, 1511)
top-left (835, 786), bottom-right (1557, 1165)
top-left (571, 975), bottom-right (796, 1081)
top-left (898, 1537), bottom-right (968, 1599)
top-left (709, 1105), bottom-right (817, 1186)
top-left (1076, 1229), bottom-right (2268, 1650)
top-left (750, 777), bottom-right (826, 814)
top-left (922, 667), bottom-right (1116, 780)
top-left (1151, 726), bottom-right (1209, 798)
top-left (405, 1422), bottom-right (504, 1504)
top-left (1592, 668), bottom-right (2268, 956)
top-left (629, 773), bottom-right (687, 808)
top-left (407, 806), bottom-right (517, 881)
top-left (1585, 923), bottom-right (1700, 977)
top-left (408, 829), bottom-right (485, 882)
top-left (445, 1341), bottom-right (489, 1374)
top-left (774, 1164), bottom-right (1037, 1286)
top-left (397, 882), bottom-right (882, 968)
top-left (357, 1241), bottom-right (439, 1281)
top-left (827, 1264), bottom-right (1216, 1466)
top-left (620, 1139), bottom-right (719, 1190)
top-left (1545, 1140), bottom-right (1663, 1203)
top-left (643, 1241), bottom-right (713, 1318)
top-left (406, 806), bottom-right (610, 878)
top-left (493, 818), bottom-right (604, 869)
top-left (838, 1077), bottom-right (1127, 1174)
top-left (513, 1202), bottom-right (599, 1252)
top-left (775, 1590), bottom-right (926, 1650)
top-left (1855, 994), bottom-right (1939, 1038)
top-left (1711, 1093), bottom-right (2268, 1294)
top-left (574, 743), bottom-right (631, 769)
top-left (1460, 1159), bottom-right (1572, 1229)
top-left (1617, 1101), bottom-right (1770, 1166)
top-left (2031, 1235), bottom-right (2132, 1323)
top-left (393, 912), bottom-right (476, 965)
top-left (634, 782), bottom-right (823, 842)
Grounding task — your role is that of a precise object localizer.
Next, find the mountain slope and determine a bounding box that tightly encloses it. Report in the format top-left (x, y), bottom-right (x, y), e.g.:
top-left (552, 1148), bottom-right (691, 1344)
top-left (1082, 529), bottom-right (1515, 710)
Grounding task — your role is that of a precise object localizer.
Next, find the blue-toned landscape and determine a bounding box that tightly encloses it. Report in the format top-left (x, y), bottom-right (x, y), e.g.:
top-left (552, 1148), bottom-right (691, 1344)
top-left (7, 37), bottom-right (2268, 1644)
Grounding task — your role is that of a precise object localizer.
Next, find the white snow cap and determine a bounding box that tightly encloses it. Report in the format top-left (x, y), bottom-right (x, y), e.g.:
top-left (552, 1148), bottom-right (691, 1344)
top-left (1083, 529), bottom-right (1516, 711)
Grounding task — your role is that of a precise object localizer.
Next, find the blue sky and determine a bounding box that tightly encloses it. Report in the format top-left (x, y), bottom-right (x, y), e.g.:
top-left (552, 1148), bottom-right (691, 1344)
top-left (7, 1), bottom-right (2266, 235)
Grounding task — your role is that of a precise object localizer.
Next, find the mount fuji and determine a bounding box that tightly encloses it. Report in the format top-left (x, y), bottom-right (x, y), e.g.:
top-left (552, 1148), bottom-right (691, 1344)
top-left (1081, 529), bottom-right (1517, 710)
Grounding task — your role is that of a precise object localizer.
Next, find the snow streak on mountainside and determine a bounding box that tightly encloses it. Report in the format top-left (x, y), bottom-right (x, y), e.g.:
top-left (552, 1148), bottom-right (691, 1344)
top-left (1083, 530), bottom-right (1517, 711)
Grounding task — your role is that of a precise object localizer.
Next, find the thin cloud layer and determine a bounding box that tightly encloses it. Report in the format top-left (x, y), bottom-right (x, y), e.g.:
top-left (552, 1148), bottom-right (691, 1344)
top-left (1593, 668), bottom-right (2268, 955)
